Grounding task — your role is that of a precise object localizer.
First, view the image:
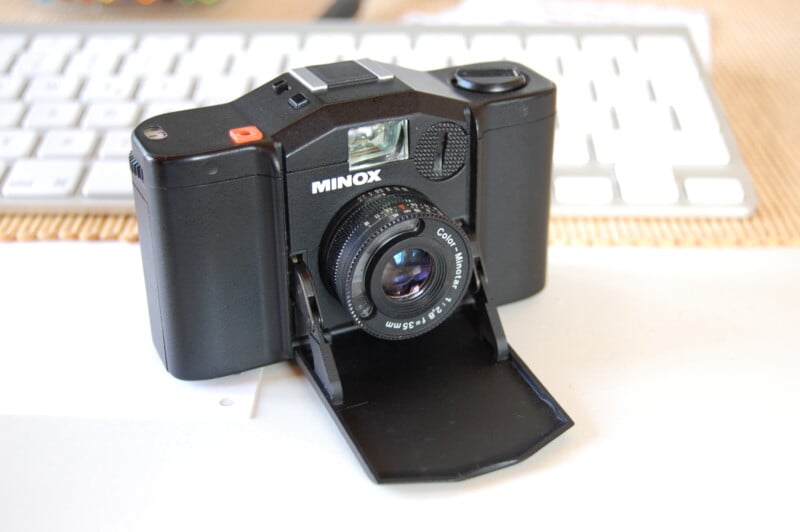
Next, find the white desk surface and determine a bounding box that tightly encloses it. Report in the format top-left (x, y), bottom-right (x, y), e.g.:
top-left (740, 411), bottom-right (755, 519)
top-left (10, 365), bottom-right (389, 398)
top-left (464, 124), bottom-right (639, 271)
top-left (1, 242), bottom-right (798, 531)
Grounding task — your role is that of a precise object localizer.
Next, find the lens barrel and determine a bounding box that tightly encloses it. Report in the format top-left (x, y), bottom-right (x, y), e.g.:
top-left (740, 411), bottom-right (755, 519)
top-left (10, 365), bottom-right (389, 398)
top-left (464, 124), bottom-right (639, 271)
top-left (322, 186), bottom-right (472, 340)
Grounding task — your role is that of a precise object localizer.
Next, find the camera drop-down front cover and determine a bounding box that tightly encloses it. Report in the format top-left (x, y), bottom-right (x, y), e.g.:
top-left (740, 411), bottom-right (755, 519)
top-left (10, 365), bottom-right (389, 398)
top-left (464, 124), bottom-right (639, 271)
top-left (291, 255), bottom-right (573, 483)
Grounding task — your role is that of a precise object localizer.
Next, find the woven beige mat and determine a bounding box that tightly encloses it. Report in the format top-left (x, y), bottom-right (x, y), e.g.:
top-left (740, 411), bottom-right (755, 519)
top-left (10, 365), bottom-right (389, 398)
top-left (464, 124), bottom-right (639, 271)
top-left (2, 198), bottom-right (798, 245)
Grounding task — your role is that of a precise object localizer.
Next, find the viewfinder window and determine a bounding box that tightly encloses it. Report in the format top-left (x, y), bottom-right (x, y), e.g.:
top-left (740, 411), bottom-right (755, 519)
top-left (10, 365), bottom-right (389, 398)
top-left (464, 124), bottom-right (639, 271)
top-left (348, 119), bottom-right (409, 170)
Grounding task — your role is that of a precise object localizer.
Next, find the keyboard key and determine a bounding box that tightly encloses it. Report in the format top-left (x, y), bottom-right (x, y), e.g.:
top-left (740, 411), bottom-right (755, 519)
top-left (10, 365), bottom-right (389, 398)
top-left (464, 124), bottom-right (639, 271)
top-left (304, 33), bottom-right (357, 58)
top-left (38, 129), bottom-right (97, 158)
top-left (554, 78), bottom-right (593, 107)
top-left (673, 101), bottom-right (720, 132)
top-left (229, 52), bottom-right (283, 82)
top-left (520, 54), bottom-right (560, 81)
top-left (615, 161), bottom-right (679, 204)
top-left (193, 33), bottom-right (246, 53)
top-left (65, 50), bottom-right (122, 76)
top-left (29, 33), bottom-right (82, 54)
top-left (655, 78), bottom-right (720, 133)
top-left (554, 176), bottom-right (615, 204)
top-left (635, 36), bottom-right (699, 80)
top-left (615, 102), bottom-right (675, 132)
top-left (137, 76), bottom-right (194, 102)
top-left (24, 75), bottom-right (83, 101)
top-left (560, 51), bottom-right (616, 79)
top-left (395, 49), bottom-right (449, 71)
top-left (0, 130), bottom-right (38, 158)
top-left (684, 177), bottom-right (745, 205)
top-left (138, 33), bottom-right (190, 54)
top-left (671, 132), bottom-right (730, 165)
top-left (291, 34), bottom-right (355, 67)
top-left (558, 103), bottom-right (614, 133)
top-left (468, 34), bottom-right (524, 62)
top-left (357, 33), bottom-right (412, 63)
top-left (193, 76), bottom-right (250, 105)
top-left (592, 131), bottom-right (730, 166)
top-left (0, 103), bottom-right (25, 127)
top-left (415, 33), bottom-right (467, 54)
top-left (81, 76), bottom-right (138, 101)
top-left (11, 51), bottom-right (67, 75)
top-left (24, 102), bottom-right (82, 128)
top-left (650, 76), bottom-right (707, 105)
top-left (98, 130), bottom-right (134, 159)
top-left (403, 34), bottom-right (464, 69)
top-left (580, 35), bottom-right (634, 55)
top-left (82, 160), bottom-right (133, 197)
top-left (175, 51), bottom-right (230, 76)
top-left (83, 34), bottom-right (137, 53)
top-left (0, 50), bottom-right (14, 73)
top-left (636, 35), bottom-right (694, 61)
top-left (82, 102), bottom-right (140, 128)
top-left (2, 159), bottom-right (83, 198)
top-left (248, 33), bottom-right (301, 55)
top-left (287, 50), bottom-right (339, 70)
top-left (119, 51), bottom-right (175, 76)
top-left (0, 76), bottom-right (26, 99)
top-left (526, 34), bottom-right (578, 56)
top-left (553, 132), bottom-right (590, 166)
top-left (593, 78), bottom-right (651, 103)
top-left (0, 34), bottom-right (27, 55)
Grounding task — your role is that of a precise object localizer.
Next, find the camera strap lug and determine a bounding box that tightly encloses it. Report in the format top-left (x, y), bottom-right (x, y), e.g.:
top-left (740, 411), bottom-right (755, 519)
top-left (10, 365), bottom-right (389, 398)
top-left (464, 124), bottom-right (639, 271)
top-left (467, 235), bottom-right (510, 362)
top-left (291, 258), bottom-right (344, 405)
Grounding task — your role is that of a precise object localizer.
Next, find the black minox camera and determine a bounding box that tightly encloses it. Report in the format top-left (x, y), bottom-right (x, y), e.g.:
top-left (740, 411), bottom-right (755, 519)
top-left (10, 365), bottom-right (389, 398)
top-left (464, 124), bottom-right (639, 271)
top-left (131, 59), bottom-right (572, 483)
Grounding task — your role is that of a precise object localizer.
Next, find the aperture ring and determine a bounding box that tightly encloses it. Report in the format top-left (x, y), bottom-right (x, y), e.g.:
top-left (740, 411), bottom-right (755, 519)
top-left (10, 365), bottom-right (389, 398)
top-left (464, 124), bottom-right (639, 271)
top-left (322, 186), bottom-right (472, 340)
top-left (325, 186), bottom-right (443, 299)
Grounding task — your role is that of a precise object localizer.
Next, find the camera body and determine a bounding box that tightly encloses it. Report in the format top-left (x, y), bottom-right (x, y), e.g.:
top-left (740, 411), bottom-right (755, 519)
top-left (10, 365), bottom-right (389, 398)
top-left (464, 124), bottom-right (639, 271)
top-left (132, 59), bottom-right (554, 380)
top-left (131, 60), bottom-right (570, 482)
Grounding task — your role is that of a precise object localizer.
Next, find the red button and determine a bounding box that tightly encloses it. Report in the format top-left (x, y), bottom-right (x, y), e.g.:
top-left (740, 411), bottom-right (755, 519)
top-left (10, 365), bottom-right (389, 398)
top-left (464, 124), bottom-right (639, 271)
top-left (229, 126), bottom-right (263, 145)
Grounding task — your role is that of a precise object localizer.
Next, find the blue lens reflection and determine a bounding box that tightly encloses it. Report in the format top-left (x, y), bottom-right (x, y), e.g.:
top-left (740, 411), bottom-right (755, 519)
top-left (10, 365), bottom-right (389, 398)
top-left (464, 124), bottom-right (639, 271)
top-left (381, 248), bottom-right (434, 301)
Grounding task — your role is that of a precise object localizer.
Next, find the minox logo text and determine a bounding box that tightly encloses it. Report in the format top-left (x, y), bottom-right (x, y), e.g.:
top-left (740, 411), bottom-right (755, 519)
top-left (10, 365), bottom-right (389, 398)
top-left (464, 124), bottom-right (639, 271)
top-left (311, 169), bottom-right (382, 194)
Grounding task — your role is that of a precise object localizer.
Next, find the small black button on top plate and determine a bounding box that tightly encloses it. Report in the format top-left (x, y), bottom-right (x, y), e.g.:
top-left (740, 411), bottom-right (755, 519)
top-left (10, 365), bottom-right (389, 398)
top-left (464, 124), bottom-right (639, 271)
top-left (288, 93), bottom-right (309, 110)
top-left (271, 79), bottom-right (289, 94)
top-left (454, 66), bottom-right (528, 93)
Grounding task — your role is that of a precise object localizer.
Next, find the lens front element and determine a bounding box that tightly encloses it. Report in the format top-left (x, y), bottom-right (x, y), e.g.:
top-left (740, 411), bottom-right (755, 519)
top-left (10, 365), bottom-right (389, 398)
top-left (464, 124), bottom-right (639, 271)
top-left (322, 186), bottom-right (471, 340)
top-left (382, 248), bottom-right (435, 302)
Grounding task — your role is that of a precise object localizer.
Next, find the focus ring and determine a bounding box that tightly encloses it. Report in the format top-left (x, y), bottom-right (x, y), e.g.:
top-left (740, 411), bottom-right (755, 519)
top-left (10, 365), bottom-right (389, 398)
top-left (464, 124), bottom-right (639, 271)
top-left (321, 186), bottom-right (472, 340)
top-left (324, 187), bottom-right (442, 299)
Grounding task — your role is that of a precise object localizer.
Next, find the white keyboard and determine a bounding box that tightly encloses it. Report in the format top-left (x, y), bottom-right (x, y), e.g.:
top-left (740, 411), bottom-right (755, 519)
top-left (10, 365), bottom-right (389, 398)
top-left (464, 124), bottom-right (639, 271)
top-left (0, 23), bottom-right (757, 217)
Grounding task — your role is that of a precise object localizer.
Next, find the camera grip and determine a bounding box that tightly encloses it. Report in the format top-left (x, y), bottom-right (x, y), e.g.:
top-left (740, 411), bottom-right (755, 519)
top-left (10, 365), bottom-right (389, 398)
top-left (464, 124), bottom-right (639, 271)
top-left (475, 115), bottom-right (555, 304)
top-left (134, 167), bottom-right (291, 380)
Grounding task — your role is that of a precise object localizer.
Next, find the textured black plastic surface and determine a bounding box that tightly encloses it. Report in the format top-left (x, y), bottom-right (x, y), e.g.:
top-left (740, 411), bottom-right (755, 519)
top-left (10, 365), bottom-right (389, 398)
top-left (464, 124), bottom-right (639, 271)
top-left (131, 146), bottom-right (292, 380)
top-left (474, 116), bottom-right (555, 304)
top-left (414, 121), bottom-right (469, 181)
top-left (297, 306), bottom-right (573, 483)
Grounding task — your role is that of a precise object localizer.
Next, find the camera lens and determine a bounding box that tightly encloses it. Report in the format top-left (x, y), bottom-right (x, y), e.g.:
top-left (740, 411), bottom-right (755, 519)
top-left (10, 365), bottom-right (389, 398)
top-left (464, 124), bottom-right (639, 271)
top-left (381, 248), bottom-right (435, 302)
top-left (322, 186), bottom-right (471, 340)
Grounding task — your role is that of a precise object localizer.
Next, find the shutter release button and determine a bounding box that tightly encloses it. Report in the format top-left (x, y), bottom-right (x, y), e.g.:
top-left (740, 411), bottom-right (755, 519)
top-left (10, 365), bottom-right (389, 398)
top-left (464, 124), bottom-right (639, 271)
top-left (453, 66), bottom-right (527, 93)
